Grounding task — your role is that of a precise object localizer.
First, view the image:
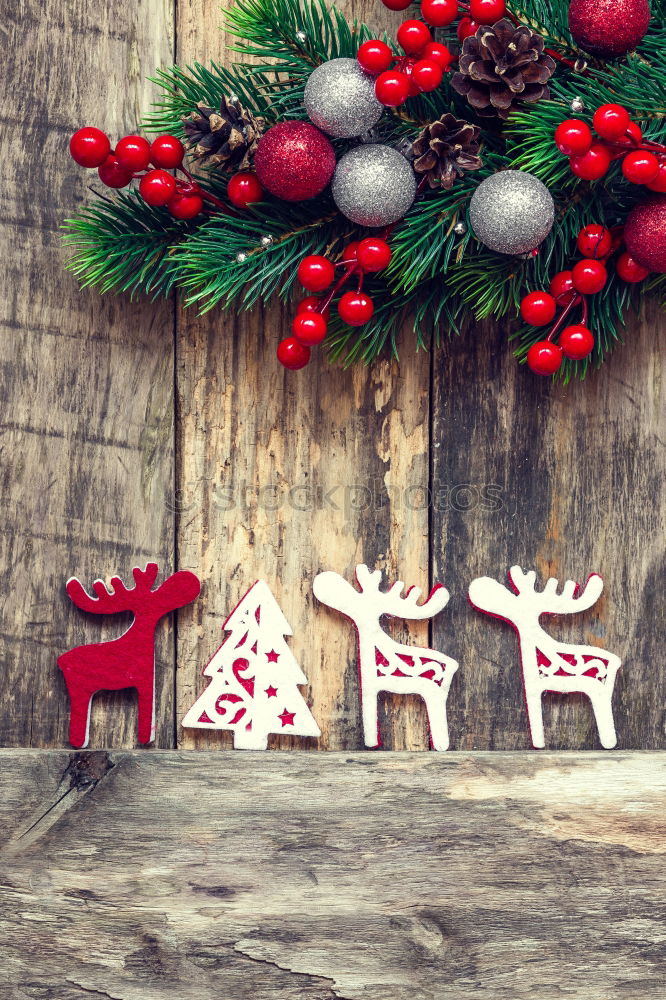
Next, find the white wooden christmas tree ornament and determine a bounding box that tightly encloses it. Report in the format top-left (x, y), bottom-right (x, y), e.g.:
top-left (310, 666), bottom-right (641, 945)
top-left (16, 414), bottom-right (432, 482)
top-left (468, 566), bottom-right (621, 749)
top-left (313, 564), bottom-right (459, 750)
top-left (182, 580), bottom-right (320, 749)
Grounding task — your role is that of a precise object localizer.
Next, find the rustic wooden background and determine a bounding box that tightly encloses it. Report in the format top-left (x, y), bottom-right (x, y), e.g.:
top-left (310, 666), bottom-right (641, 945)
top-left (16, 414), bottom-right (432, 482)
top-left (1, 0), bottom-right (664, 755)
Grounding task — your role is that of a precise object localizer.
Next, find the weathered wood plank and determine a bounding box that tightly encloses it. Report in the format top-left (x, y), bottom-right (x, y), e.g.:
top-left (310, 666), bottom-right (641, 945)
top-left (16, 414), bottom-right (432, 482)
top-left (0, 749), bottom-right (664, 999)
top-left (0, 0), bottom-right (176, 747)
top-left (431, 307), bottom-right (666, 749)
top-left (175, 0), bottom-right (432, 751)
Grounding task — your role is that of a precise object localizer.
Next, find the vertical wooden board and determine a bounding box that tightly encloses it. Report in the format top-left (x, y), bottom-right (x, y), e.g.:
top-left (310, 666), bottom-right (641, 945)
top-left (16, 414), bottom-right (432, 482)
top-left (0, 0), bottom-right (176, 747)
top-left (175, 1), bottom-right (432, 751)
top-left (431, 307), bottom-right (666, 749)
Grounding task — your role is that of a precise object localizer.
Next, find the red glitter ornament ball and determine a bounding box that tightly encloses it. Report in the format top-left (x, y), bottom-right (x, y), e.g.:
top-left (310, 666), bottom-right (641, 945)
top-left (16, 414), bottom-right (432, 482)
top-left (568, 0), bottom-right (650, 58)
top-left (624, 195), bottom-right (666, 273)
top-left (254, 122), bottom-right (336, 202)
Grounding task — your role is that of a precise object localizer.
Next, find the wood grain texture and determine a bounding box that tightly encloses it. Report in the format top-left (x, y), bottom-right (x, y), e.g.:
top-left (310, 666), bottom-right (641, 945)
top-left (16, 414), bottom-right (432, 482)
top-left (1, 749), bottom-right (665, 999)
top-left (0, 0), bottom-right (176, 747)
top-left (431, 308), bottom-right (666, 750)
top-left (175, 0), bottom-right (433, 752)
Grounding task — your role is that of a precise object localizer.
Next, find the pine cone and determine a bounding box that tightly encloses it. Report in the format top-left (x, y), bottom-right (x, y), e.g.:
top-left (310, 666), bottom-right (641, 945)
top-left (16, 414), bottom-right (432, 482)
top-left (182, 97), bottom-right (265, 170)
top-left (411, 114), bottom-right (483, 190)
top-left (451, 19), bottom-right (556, 119)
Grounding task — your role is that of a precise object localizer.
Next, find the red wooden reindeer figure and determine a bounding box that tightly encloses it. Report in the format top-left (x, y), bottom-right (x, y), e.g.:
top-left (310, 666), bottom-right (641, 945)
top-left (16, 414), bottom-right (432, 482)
top-left (58, 563), bottom-right (201, 748)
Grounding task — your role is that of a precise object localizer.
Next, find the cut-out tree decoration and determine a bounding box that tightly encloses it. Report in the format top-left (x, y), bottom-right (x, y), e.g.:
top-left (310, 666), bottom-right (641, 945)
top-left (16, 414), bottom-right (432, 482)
top-left (468, 566), bottom-right (621, 749)
top-left (182, 580), bottom-right (320, 749)
top-left (58, 563), bottom-right (201, 748)
top-left (313, 564), bottom-right (459, 751)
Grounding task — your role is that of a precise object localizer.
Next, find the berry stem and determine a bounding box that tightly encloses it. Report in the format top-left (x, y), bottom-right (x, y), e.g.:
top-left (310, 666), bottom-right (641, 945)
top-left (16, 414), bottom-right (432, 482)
top-left (546, 292), bottom-right (584, 342)
top-left (318, 263), bottom-right (357, 314)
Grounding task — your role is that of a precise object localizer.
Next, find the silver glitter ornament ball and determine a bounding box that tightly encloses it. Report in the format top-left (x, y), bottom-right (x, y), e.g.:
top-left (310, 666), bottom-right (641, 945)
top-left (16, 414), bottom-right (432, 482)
top-left (469, 170), bottom-right (555, 255)
top-left (332, 144), bottom-right (417, 227)
top-left (304, 58), bottom-right (383, 139)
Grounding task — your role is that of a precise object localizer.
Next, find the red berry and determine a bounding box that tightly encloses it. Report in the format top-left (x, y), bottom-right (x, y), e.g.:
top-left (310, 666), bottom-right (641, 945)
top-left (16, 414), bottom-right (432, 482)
top-left (554, 119), bottom-right (592, 156)
top-left (549, 270), bottom-right (576, 305)
top-left (297, 296), bottom-right (331, 321)
top-left (402, 61), bottom-right (422, 98)
top-left (421, 41), bottom-right (453, 69)
top-left (396, 19), bottom-right (432, 55)
top-left (469, 0), bottom-right (506, 23)
top-left (622, 150), bottom-right (660, 184)
top-left (615, 251), bottom-right (650, 282)
top-left (572, 258), bottom-right (608, 295)
top-left (150, 135), bottom-right (185, 169)
top-left (647, 161), bottom-right (666, 193)
top-left (411, 58), bottom-right (443, 92)
top-left (520, 291), bottom-right (557, 327)
top-left (167, 192), bottom-right (204, 219)
top-left (421, 0), bottom-right (458, 27)
top-left (98, 154), bottom-right (133, 189)
top-left (70, 127), bottom-right (111, 168)
top-left (576, 224), bottom-right (613, 259)
top-left (569, 143), bottom-right (611, 181)
top-left (357, 237), bottom-right (392, 273)
top-left (277, 336), bottom-right (310, 370)
top-left (527, 341), bottom-right (563, 376)
top-left (139, 168), bottom-right (177, 206)
top-left (292, 312), bottom-right (328, 346)
top-left (341, 241), bottom-right (360, 266)
top-left (357, 39), bottom-right (394, 75)
top-left (297, 255), bottom-right (335, 292)
top-left (381, 0), bottom-right (412, 9)
top-left (375, 70), bottom-right (411, 106)
top-left (559, 324), bottom-right (595, 360)
top-left (617, 121), bottom-right (643, 146)
top-left (115, 135), bottom-right (151, 172)
top-left (592, 103), bottom-right (631, 141)
top-left (457, 16), bottom-right (479, 40)
top-left (227, 171), bottom-right (264, 208)
top-left (338, 291), bottom-right (375, 326)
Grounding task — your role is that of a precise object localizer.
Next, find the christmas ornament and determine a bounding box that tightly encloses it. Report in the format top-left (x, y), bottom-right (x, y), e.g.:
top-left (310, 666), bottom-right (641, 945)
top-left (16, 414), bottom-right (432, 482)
top-left (304, 58), bottom-right (383, 138)
top-left (182, 97), bottom-right (264, 170)
top-left (314, 565), bottom-right (459, 751)
top-left (469, 567), bottom-right (621, 749)
top-left (411, 114), bottom-right (483, 190)
top-left (568, 0), bottom-right (651, 58)
top-left (58, 563), bottom-right (201, 748)
top-left (254, 121), bottom-right (336, 201)
top-left (469, 170), bottom-right (555, 255)
top-left (624, 195), bottom-right (666, 272)
top-left (332, 144), bottom-right (416, 227)
top-left (451, 19), bottom-right (556, 119)
top-left (182, 580), bottom-right (321, 749)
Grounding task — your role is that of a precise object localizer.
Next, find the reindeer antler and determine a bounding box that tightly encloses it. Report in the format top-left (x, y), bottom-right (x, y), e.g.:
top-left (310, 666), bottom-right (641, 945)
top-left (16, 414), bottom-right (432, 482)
top-left (66, 562), bottom-right (161, 615)
top-left (356, 564), bottom-right (450, 620)
top-left (508, 566), bottom-right (603, 615)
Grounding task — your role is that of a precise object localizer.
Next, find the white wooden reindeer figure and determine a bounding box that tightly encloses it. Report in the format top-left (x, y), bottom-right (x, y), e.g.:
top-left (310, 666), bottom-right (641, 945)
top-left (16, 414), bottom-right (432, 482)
top-left (468, 566), bottom-right (621, 749)
top-left (313, 564), bottom-right (459, 750)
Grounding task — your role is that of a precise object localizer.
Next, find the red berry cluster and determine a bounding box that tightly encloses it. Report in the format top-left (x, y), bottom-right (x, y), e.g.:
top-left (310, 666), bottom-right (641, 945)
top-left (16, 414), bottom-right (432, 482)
top-left (69, 127), bottom-right (209, 219)
top-left (522, 222), bottom-right (650, 375)
top-left (277, 239), bottom-right (392, 370)
top-left (555, 104), bottom-right (666, 189)
top-left (360, 0), bottom-right (506, 107)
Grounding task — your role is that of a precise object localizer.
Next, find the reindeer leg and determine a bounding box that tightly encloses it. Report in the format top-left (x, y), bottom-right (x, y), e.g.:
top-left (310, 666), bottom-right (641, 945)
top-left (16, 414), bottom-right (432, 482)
top-left (590, 690), bottom-right (617, 749)
top-left (425, 692), bottom-right (450, 752)
top-left (524, 688), bottom-right (546, 749)
top-left (67, 684), bottom-right (94, 749)
top-left (136, 683), bottom-right (156, 745)
top-left (362, 684), bottom-right (381, 749)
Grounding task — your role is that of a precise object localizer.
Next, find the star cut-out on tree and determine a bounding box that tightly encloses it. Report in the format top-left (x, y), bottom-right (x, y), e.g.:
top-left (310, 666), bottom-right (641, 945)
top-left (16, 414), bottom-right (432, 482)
top-left (278, 708), bottom-right (296, 727)
top-left (266, 649), bottom-right (279, 663)
top-left (265, 685), bottom-right (278, 698)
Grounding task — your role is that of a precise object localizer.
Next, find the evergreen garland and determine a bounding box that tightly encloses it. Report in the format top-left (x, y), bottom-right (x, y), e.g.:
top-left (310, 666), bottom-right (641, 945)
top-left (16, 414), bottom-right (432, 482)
top-left (63, 0), bottom-right (666, 378)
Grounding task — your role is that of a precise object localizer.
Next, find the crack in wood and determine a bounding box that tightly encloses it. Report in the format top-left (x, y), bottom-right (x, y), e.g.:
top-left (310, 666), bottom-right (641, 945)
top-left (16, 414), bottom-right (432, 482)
top-left (232, 942), bottom-right (355, 1000)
